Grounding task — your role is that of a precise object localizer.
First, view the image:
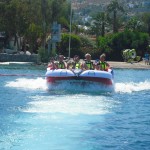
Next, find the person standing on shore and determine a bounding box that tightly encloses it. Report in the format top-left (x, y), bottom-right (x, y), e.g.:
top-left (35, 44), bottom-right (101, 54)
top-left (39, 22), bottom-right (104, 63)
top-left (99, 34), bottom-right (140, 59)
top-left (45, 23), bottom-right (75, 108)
top-left (95, 53), bottom-right (110, 71)
top-left (144, 51), bottom-right (149, 65)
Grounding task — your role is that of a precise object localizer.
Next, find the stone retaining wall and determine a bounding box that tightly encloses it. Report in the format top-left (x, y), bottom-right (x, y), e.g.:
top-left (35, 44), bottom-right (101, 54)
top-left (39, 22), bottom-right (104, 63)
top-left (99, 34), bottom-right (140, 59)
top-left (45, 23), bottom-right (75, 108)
top-left (0, 53), bottom-right (40, 63)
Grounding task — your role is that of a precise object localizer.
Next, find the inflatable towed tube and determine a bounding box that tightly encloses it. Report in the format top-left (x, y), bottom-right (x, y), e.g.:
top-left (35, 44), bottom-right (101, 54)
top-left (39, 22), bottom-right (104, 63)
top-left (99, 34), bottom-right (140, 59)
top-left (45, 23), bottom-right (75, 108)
top-left (45, 68), bottom-right (114, 86)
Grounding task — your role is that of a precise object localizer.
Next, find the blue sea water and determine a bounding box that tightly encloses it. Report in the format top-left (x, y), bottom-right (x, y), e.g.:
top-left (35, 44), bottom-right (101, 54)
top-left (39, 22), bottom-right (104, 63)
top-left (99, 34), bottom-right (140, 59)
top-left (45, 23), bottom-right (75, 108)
top-left (0, 65), bottom-right (150, 150)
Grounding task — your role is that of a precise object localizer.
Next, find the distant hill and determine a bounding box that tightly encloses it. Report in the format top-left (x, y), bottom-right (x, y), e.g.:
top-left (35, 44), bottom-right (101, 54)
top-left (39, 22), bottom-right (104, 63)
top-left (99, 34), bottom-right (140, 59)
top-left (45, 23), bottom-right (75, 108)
top-left (72, 0), bottom-right (114, 10)
top-left (70, 0), bottom-right (150, 24)
top-left (72, 0), bottom-right (150, 11)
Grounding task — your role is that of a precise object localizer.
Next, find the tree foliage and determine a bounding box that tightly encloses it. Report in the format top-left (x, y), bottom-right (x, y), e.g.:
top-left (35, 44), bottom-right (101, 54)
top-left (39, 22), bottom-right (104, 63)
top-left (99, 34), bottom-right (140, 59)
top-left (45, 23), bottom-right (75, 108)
top-left (107, 0), bottom-right (124, 33)
top-left (90, 12), bottom-right (108, 37)
top-left (0, 0), bottom-right (69, 53)
top-left (125, 16), bottom-right (143, 32)
top-left (57, 34), bottom-right (97, 58)
top-left (141, 13), bottom-right (150, 36)
top-left (57, 33), bottom-right (81, 57)
top-left (0, 0), bottom-right (150, 62)
top-left (97, 30), bottom-right (149, 61)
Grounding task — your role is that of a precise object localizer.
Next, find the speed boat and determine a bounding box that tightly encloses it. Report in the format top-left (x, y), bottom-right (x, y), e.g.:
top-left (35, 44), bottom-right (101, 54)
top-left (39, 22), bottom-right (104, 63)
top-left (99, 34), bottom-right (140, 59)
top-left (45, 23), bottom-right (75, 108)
top-left (45, 68), bottom-right (114, 88)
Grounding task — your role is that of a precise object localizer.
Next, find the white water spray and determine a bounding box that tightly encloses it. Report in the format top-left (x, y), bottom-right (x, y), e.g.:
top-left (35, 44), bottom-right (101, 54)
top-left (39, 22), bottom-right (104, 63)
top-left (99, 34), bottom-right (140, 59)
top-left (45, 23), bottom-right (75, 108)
top-left (5, 78), bottom-right (47, 90)
top-left (115, 80), bottom-right (150, 93)
top-left (22, 95), bottom-right (118, 115)
top-left (5, 78), bottom-right (150, 93)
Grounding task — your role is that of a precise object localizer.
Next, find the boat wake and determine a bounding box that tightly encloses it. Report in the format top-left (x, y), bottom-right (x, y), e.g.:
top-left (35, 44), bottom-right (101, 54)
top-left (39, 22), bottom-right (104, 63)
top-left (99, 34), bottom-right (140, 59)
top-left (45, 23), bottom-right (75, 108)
top-left (115, 80), bottom-right (150, 93)
top-left (5, 78), bottom-right (150, 94)
top-left (5, 78), bottom-right (114, 93)
top-left (5, 78), bottom-right (47, 90)
top-left (22, 95), bottom-right (117, 115)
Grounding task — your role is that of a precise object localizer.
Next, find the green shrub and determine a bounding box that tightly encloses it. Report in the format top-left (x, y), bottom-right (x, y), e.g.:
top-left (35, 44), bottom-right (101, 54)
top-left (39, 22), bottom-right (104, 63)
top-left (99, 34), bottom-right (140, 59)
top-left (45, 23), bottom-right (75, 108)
top-left (57, 33), bottom-right (81, 57)
top-left (97, 30), bottom-right (149, 61)
top-left (135, 56), bottom-right (141, 62)
top-left (38, 47), bottom-right (49, 63)
top-left (79, 35), bottom-right (98, 58)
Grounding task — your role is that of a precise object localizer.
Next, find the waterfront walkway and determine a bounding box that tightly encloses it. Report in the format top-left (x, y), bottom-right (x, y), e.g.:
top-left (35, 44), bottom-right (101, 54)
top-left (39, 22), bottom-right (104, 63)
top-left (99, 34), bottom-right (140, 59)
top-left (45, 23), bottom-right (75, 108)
top-left (108, 61), bottom-right (150, 69)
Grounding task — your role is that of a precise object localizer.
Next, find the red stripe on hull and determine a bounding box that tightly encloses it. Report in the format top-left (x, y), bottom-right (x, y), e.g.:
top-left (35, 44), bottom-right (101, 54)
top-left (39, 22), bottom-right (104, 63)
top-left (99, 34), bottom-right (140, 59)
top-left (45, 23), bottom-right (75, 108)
top-left (80, 77), bottom-right (113, 85)
top-left (46, 76), bottom-right (113, 85)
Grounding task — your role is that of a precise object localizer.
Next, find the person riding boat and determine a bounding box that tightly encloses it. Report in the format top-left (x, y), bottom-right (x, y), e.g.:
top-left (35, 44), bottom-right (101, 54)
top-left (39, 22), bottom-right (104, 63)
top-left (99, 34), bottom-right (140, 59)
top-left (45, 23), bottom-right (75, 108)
top-left (57, 55), bottom-right (67, 69)
top-left (47, 57), bottom-right (57, 70)
top-left (73, 55), bottom-right (82, 69)
top-left (83, 53), bottom-right (95, 70)
top-left (67, 55), bottom-right (83, 70)
top-left (96, 53), bottom-right (110, 71)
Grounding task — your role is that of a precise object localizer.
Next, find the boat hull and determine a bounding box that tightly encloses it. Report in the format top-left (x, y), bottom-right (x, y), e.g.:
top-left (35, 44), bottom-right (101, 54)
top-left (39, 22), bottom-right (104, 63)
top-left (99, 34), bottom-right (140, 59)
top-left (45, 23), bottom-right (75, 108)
top-left (45, 69), bottom-right (114, 86)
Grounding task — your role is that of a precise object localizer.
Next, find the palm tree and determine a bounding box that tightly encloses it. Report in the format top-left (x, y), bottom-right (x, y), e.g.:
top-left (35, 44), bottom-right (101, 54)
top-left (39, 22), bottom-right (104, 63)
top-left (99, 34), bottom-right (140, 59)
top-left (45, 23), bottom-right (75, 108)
top-left (107, 0), bottom-right (124, 33)
top-left (51, 0), bottom-right (67, 22)
top-left (91, 12), bottom-right (108, 37)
